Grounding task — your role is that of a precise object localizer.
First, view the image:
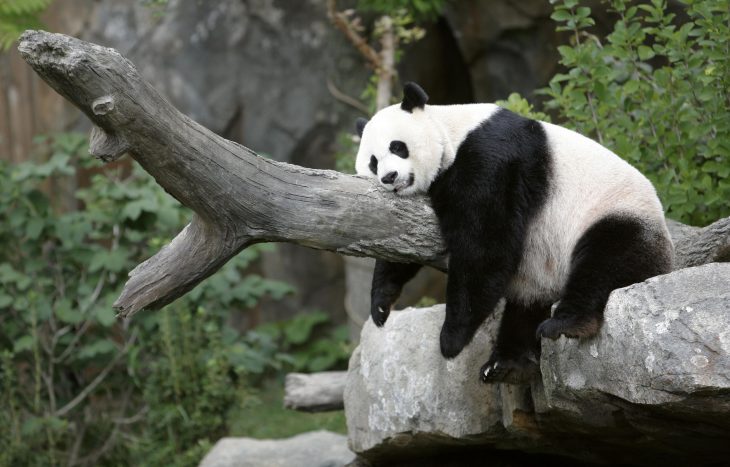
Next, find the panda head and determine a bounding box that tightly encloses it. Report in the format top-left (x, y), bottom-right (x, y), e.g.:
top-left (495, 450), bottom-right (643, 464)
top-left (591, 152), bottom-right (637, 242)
top-left (355, 82), bottom-right (443, 196)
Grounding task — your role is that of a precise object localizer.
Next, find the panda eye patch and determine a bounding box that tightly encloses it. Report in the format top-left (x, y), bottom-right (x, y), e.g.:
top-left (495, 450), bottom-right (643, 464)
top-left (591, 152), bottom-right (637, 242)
top-left (389, 140), bottom-right (409, 159)
top-left (369, 155), bottom-right (378, 175)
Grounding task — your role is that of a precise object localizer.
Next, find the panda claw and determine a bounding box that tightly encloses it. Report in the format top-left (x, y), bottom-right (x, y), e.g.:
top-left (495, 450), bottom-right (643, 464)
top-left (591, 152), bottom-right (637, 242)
top-left (378, 307), bottom-right (386, 314)
top-left (480, 354), bottom-right (540, 384)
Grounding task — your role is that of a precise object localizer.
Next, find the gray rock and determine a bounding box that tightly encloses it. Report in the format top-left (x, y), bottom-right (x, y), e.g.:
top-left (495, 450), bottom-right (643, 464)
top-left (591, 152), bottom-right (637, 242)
top-left (345, 263), bottom-right (730, 465)
top-left (199, 430), bottom-right (355, 467)
top-left (344, 303), bottom-right (505, 455)
top-left (542, 263), bottom-right (730, 406)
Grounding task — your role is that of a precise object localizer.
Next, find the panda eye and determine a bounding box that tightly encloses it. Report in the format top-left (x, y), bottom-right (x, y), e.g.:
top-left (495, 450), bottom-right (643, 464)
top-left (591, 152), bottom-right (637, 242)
top-left (369, 155), bottom-right (378, 175)
top-left (389, 140), bottom-right (409, 159)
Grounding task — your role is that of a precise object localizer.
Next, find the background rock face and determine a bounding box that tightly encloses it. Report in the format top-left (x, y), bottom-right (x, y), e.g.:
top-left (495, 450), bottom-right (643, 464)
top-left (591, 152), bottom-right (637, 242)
top-left (345, 263), bottom-right (730, 465)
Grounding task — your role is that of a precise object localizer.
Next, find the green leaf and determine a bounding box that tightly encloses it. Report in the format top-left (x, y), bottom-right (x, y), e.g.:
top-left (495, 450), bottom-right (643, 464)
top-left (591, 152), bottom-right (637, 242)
top-left (637, 45), bottom-right (655, 60)
top-left (88, 248), bottom-right (129, 273)
top-left (283, 311), bottom-right (329, 345)
top-left (94, 305), bottom-right (117, 327)
top-left (13, 335), bottom-right (34, 353)
top-left (55, 298), bottom-right (83, 324)
top-left (0, 293), bottom-right (12, 308)
top-left (551, 9), bottom-right (572, 22)
top-left (25, 217), bottom-right (44, 239)
top-left (623, 79), bottom-right (640, 94)
top-left (77, 339), bottom-right (116, 359)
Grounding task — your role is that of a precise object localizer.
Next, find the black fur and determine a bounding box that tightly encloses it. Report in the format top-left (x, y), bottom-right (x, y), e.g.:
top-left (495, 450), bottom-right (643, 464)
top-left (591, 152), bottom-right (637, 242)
top-left (536, 214), bottom-right (672, 340)
top-left (389, 140), bottom-right (409, 159)
top-left (481, 301), bottom-right (550, 384)
top-left (428, 108), bottom-right (551, 358)
top-left (368, 105), bottom-right (671, 384)
top-left (369, 155), bottom-right (378, 175)
top-left (370, 108), bottom-right (551, 356)
top-left (356, 117), bottom-right (367, 137)
top-left (370, 260), bottom-right (422, 327)
top-left (401, 82), bottom-right (429, 112)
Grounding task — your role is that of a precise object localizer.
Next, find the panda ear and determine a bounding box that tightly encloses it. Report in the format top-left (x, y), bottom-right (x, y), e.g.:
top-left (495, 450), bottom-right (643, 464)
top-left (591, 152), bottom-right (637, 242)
top-left (401, 82), bottom-right (429, 113)
top-left (355, 117), bottom-right (368, 137)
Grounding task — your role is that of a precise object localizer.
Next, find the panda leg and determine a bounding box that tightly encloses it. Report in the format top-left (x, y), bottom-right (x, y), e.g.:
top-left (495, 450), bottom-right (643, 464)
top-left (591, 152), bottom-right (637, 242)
top-left (536, 215), bottom-right (672, 340)
top-left (480, 301), bottom-right (550, 384)
top-left (370, 260), bottom-right (422, 327)
top-left (439, 248), bottom-right (512, 359)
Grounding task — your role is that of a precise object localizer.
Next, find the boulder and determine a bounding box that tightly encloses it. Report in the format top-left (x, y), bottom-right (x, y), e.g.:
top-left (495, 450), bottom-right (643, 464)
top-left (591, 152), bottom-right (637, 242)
top-left (344, 263), bottom-right (730, 465)
top-left (199, 430), bottom-right (354, 467)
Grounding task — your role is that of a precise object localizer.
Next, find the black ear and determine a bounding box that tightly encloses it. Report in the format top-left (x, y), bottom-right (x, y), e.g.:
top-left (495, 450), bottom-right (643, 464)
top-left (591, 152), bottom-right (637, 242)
top-left (355, 117), bottom-right (368, 137)
top-left (401, 82), bottom-right (429, 113)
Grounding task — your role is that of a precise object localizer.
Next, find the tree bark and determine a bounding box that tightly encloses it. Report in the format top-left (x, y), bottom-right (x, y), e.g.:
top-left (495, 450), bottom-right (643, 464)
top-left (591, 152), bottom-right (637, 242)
top-left (17, 30), bottom-right (445, 319)
top-left (17, 30), bottom-right (729, 322)
top-left (283, 371), bottom-right (347, 412)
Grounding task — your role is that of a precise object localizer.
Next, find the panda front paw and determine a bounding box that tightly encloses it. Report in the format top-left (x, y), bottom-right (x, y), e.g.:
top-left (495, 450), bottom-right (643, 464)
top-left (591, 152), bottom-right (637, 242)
top-left (370, 299), bottom-right (391, 327)
top-left (439, 323), bottom-right (473, 359)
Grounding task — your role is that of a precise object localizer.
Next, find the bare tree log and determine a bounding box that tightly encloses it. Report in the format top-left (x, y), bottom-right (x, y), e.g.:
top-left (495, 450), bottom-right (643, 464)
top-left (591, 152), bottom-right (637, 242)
top-left (667, 217), bottom-right (730, 269)
top-left (17, 30), bottom-right (728, 323)
top-left (17, 30), bottom-right (445, 319)
top-left (283, 371), bottom-right (347, 412)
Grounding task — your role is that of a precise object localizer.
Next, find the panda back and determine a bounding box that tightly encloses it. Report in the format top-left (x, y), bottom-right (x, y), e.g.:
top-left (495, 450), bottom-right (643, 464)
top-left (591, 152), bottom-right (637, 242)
top-left (508, 120), bottom-right (667, 304)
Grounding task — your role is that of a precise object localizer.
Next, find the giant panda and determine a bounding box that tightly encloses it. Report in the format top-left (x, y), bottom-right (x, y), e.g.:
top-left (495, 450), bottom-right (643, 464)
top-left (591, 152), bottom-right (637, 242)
top-left (355, 82), bottom-right (673, 384)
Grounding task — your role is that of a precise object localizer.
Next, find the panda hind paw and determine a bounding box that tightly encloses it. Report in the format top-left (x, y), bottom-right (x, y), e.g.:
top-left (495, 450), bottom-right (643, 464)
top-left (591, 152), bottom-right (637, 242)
top-left (480, 355), bottom-right (539, 384)
top-left (535, 313), bottom-right (601, 341)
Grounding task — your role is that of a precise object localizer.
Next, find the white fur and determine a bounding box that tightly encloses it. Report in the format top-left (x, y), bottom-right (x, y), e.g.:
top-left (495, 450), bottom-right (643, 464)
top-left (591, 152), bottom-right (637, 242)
top-left (507, 122), bottom-right (668, 303)
top-left (356, 103), bottom-right (669, 303)
top-left (355, 104), bottom-right (500, 195)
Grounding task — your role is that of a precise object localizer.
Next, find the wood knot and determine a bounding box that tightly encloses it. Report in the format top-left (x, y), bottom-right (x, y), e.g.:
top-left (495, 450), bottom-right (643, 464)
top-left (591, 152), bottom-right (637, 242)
top-left (92, 95), bottom-right (115, 115)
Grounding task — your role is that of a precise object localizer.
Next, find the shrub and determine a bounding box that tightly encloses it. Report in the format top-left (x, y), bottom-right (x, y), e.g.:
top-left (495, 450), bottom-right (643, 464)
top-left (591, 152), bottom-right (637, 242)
top-left (504, 0), bottom-right (730, 226)
top-left (0, 133), bottom-right (311, 466)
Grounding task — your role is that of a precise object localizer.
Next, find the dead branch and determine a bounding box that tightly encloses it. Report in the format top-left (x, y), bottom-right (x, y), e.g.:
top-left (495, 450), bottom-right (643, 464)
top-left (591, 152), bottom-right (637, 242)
top-left (17, 30), bottom-right (445, 319)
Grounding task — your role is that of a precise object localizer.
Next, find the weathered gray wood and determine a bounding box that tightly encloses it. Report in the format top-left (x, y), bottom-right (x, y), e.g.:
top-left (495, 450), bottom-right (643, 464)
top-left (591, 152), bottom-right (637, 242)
top-left (17, 30), bottom-right (728, 320)
top-left (284, 371), bottom-right (347, 412)
top-left (17, 30), bottom-right (445, 319)
top-left (668, 217), bottom-right (730, 269)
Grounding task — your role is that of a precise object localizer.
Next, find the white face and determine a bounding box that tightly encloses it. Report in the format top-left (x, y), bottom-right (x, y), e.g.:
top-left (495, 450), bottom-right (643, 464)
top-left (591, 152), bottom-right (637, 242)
top-left (355, 105), bottom-right (443, 196)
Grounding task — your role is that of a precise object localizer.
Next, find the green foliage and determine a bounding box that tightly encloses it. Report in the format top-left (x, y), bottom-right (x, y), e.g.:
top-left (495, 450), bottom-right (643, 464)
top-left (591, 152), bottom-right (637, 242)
top-left (0, 0), bottom-right (52, 50)
top-left (334, 131), bottom-right (358, 174)
top-left (495, 93), bottom-right (552, 122)
top-left (0, 133), bottom-right (346, 466)
top-left (334, 2), bottom-right (449, 173)
top-left (234, 311), bottom-right (350, 379)
top-left (357, 0), bottom-right (448, 21)
top-left (229, 380), bottom-right (346, 439)
top-left (538, 0), bottom-right (730, 225)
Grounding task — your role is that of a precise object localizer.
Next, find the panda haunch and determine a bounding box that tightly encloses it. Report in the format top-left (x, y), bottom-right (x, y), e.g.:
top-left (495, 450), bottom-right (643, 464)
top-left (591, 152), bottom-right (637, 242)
top-left (355, 82), bottom-right (673, 384)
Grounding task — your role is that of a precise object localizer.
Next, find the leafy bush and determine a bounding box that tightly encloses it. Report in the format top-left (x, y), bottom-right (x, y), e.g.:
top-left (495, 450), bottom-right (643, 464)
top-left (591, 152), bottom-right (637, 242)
top-left (0, 133), bottom-right (345, 466)
top-left (516, 0), bottom-right (729, 226)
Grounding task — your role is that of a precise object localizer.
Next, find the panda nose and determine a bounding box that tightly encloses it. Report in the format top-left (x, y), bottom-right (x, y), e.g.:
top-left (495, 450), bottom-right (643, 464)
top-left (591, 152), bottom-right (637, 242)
top-left (381, 171), bottom-right (398, 184)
